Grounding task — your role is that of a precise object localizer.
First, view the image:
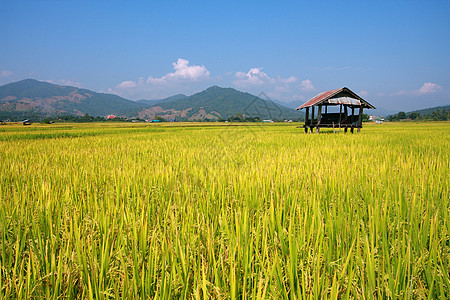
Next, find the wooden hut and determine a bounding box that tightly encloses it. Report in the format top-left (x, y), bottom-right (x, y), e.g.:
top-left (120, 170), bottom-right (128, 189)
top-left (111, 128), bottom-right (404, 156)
top-left (296, 87), bottom-right (375, 133)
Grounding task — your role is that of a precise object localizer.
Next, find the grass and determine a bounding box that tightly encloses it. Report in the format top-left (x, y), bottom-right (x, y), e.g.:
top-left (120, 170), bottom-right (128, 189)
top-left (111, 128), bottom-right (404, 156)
top-left (0, 122), bottom-right (449, 299)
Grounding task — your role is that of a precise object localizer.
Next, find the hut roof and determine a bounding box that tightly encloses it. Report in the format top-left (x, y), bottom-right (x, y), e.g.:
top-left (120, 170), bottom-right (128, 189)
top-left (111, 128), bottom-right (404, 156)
top-left (296, 87), bottom-right (375, 110)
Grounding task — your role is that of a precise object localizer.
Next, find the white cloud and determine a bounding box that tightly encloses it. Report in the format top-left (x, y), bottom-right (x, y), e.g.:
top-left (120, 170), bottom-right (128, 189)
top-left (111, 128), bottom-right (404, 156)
top-left (359, 90), bottom-right (369, 97)
top-left (279, 76), bottom-right (297, 84)
top-left (170, 58), bottom-right (210, 80)
top-left (230, 67), bottom-right (320, 102)
top-left (418, 82), bottom-right (442, 94)
top-left (117, 80), bottom-right (137, 88)
top-left (146, 77), bottom-right (167, 85)
top-left (233, 67), bottom-right (300, 88)
top-left (116, 58), bottom-right (210, 90)
top-left (300, 79), bottom-right (315, 91)
top-left (1, 70), bottom-right (13, 77)
top-left (391, 82), bottom-right (443, 97)
top-left (112, 58), bottom-right (211, 99)
top-left (233, 68), bottom-right (272, 87)
top-left (145, 58), bottom-right (210, 84)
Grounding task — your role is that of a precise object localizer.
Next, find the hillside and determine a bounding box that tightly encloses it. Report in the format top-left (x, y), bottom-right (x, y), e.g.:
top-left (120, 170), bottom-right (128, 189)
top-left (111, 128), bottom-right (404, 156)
top-left (138, 86), bottom-right (303, 121)
top-left (408, 105), bottom-right (450, 115)
top-left (0, 79), bottom-right (147, 119)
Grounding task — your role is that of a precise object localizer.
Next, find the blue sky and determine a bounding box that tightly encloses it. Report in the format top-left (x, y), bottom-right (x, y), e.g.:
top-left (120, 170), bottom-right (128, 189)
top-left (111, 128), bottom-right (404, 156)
top-left (1, 0), bottom-right (449, 112)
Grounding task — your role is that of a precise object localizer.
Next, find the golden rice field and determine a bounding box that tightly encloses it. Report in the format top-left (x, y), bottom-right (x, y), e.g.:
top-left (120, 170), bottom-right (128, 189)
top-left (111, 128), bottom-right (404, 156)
top-left (0, 122), bottom-right (449, 299)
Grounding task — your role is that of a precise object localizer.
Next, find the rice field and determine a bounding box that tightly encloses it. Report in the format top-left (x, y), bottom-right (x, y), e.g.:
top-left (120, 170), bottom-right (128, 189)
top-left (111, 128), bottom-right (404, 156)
top-left (0, 122), bottom-right (449, 299)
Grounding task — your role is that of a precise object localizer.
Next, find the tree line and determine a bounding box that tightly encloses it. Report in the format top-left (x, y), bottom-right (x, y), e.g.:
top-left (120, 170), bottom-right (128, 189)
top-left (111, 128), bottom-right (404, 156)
top-left (387, 109), bottom-right (449, 121)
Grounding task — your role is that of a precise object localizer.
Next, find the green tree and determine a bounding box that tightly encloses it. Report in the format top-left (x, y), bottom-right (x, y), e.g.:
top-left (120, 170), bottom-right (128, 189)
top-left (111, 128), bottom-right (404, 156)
top-left (408, 112), bottom-right (422, 120)
top-left (397, 111), bottom-right (407, 119)
top-left (362, 113), bottom-right (370, 122)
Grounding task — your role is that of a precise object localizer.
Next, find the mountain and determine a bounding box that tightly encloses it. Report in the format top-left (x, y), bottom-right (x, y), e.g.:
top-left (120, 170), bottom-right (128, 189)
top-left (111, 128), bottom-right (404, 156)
top-left (0, 79), bottom-right (147, 119)
top-left (408, 105), bottom-right (450, 115)
top-left (137, 94), bottom-right (187, 106)
top-left (0, 80), bottom-right (303, 121)
top-left (138, 86), bottom-right (304, 121)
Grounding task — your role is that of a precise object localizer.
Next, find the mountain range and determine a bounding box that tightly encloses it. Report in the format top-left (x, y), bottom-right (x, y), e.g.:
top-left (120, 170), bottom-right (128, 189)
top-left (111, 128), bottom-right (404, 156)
top-left (0, 79), bottom-right (303, 121)
top-left (1, 79), bottom-right (446, 121)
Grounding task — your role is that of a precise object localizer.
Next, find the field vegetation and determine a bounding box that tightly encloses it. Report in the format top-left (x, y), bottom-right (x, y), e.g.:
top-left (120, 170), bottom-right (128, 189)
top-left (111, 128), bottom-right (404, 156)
top-left (0, 122), bottom-right (448, 298)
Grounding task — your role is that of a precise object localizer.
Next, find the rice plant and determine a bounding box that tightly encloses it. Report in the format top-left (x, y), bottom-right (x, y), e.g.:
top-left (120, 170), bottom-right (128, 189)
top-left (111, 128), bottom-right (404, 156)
top-left (0, 122), bottom-right (448, 299)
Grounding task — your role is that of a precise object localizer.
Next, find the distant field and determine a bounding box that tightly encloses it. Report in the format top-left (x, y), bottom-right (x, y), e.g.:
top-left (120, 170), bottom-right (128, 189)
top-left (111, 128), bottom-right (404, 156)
top-left (0, 122), bottom-right (449, 298)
